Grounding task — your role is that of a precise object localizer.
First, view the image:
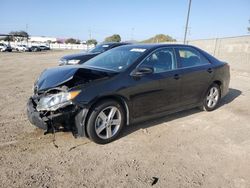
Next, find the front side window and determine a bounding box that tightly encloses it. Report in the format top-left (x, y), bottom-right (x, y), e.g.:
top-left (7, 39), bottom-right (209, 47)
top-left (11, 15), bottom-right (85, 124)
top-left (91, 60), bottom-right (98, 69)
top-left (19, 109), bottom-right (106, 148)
top-left (176, 47), bottom-right (210, 68)
top-left (139, 48), bottom-right (176, 73)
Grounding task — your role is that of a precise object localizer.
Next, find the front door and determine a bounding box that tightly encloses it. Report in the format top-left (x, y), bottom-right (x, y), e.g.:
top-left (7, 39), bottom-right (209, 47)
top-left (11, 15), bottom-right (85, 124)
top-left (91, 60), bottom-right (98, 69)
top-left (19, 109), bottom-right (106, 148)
top-left (130, 47), bottom-right (181, 119)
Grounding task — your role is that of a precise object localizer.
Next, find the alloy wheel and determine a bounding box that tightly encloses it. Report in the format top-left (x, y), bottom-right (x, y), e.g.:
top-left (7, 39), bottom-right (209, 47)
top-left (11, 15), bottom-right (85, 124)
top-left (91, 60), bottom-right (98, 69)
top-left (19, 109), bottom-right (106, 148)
top-left (206, 86), bottom-right (219, 108)
top-left (94, 106), bottom-right (121, 139)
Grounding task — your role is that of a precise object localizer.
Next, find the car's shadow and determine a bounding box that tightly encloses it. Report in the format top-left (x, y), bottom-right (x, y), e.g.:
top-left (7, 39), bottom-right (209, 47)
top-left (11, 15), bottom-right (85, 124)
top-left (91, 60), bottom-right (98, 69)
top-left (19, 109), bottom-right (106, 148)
top-left (119, 88), bottom-right (242, 139)
top-left (218, 88), bottom-right (242, 107)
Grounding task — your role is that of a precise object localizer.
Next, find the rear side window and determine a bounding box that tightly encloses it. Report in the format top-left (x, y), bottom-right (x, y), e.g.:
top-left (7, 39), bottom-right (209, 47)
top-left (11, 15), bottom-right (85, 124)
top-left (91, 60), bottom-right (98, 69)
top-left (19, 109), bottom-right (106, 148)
top-left (176, 47), bottom-right (210, 68)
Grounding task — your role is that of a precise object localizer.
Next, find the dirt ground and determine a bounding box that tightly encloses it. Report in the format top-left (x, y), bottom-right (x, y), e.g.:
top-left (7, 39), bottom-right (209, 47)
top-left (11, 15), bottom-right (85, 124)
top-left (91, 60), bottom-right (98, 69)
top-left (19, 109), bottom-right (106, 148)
top-left (0, 50), bottom-right (250, 188)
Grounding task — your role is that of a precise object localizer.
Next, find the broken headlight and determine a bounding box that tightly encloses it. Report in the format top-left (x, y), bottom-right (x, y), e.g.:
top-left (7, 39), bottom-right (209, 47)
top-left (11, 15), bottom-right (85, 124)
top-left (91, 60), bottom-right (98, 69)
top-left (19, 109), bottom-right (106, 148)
top-left (58, 58), bottom-right (67, 66)
top-left (36, 90), bottom-right (80, 111)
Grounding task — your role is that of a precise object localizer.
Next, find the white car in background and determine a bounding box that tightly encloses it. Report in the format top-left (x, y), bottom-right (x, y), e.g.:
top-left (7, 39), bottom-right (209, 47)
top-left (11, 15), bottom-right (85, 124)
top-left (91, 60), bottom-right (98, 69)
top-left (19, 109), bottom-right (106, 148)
top-left (16, 45), bottom-right (30, 52)
top-left (0, 43), bottom-right (12, 52)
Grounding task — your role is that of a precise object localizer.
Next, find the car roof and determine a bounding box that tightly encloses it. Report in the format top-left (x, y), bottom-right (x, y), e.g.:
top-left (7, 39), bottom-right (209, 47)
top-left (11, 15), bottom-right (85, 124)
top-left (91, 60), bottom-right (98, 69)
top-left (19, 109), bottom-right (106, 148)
top-left (99, 42), bottom-right (131, 47)
top-left (120, 43), bottom-right (197, 49)
top-left (101, 42), bottom-right (130, 45)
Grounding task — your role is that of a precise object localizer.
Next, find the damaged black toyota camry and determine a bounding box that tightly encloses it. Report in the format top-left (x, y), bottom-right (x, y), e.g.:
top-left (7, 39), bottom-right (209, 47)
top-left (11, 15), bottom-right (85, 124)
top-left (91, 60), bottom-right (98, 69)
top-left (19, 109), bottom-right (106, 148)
top-left (27, 44), bottom-right (230, 144)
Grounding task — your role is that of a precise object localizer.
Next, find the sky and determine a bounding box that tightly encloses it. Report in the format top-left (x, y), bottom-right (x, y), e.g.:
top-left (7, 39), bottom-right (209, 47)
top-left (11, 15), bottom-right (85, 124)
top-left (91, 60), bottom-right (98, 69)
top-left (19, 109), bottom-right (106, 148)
top-left (0, 0), bottom-right (249, 42)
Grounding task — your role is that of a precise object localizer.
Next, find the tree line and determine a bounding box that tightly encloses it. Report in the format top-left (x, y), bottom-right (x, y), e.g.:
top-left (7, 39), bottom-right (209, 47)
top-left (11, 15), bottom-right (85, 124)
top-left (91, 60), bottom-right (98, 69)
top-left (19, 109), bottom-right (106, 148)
top-left (1, 31), bottom-right (177, 44)
top-left (64, 34), bottom-right (176, 44)
top-left (1, 31), bottom-right (29, 42)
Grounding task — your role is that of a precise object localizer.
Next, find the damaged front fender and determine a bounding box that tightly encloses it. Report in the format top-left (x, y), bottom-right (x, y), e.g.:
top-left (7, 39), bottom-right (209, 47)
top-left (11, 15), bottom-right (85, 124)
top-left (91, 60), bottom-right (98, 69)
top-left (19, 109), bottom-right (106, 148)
top-left (74, 108), bottom-right (89, 137)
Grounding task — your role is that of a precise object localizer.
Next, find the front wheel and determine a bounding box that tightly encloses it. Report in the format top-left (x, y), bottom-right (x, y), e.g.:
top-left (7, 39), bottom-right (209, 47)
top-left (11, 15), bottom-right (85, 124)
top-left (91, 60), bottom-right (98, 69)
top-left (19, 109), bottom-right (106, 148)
top-left (202, 84), bottom-right (221, 111)
top-left (86, 100), bottom-right (125, 144)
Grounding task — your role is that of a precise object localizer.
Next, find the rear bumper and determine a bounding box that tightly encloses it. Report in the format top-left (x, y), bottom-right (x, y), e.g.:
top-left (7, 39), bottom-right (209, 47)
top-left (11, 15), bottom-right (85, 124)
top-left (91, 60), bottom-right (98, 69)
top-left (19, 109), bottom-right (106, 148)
top-left (221, 65), bottom-right (230, 98)
top-left (26, 98), bottom-right (88, 137)
top-left (221, 81), bottom-right (229, 98)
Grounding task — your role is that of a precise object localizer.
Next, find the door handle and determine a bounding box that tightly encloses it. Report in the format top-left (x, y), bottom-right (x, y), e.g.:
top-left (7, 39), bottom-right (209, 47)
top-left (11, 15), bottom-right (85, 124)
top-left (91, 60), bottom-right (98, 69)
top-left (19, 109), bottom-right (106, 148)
top-left (207, 68), bottom-right (213, 73)
top-left (174, 74), bottom-right (180, 80)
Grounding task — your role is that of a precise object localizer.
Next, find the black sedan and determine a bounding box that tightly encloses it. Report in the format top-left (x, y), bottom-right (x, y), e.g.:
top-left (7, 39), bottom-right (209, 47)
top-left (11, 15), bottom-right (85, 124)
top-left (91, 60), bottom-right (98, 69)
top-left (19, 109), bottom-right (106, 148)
top-left (58, 42), bottom-right (130, 66)
top-left (30, 46), bottom-right (42, 52)
top-left (39, 45), bottom-right (50, 50)
top-left (27, 44), bottom-right (230, 144)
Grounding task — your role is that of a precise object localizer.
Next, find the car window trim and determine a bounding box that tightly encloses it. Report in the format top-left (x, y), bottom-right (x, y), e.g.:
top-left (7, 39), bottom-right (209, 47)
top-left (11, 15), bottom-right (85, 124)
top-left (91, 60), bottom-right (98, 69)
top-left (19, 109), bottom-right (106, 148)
top-left (130, 47), bottom-right (178, 75)
top-left (174, 63), bottom-right (211, 71)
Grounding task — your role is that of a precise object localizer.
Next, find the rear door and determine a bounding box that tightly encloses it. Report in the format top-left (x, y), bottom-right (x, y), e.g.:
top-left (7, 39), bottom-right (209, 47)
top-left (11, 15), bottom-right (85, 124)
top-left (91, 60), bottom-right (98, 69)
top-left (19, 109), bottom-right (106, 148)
top-left (175, 47), bottom-right (214, 106)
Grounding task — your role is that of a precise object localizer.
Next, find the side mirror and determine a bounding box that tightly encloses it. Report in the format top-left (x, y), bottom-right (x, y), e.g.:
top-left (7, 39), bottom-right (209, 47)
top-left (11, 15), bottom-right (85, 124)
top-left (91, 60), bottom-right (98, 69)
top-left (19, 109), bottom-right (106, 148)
top-left (132, 66), bottom-right (154, 77)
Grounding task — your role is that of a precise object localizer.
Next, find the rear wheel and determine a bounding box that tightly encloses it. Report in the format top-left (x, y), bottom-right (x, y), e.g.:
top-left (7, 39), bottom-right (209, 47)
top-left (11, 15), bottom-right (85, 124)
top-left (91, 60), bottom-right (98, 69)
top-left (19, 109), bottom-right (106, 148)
top-left (86, 100), bottom-right (125, 144)
top-left (202, 84), bottom-right (221, 111)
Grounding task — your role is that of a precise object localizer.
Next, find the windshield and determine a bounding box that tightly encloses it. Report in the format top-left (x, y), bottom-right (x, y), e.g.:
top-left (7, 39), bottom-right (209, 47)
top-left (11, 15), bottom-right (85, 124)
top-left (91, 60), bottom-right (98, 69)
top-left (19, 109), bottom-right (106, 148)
top-left (89, 44), bottom-right (111, 53)
top-left (83, 46), bottom-right (148, 72)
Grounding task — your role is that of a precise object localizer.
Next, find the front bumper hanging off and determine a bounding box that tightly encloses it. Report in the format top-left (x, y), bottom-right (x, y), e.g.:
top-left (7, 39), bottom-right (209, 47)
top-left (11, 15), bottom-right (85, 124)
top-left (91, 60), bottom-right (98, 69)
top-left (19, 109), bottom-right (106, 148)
top-left (27, 98), bottom-right (49, 130)
top-left (26, 97), bottom-right (88, 137)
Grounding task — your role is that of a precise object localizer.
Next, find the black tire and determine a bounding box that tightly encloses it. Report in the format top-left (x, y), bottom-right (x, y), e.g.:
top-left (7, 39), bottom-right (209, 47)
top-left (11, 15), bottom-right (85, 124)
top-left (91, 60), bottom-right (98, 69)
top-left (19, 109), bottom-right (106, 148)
top-left (86, 100), bottom-right (125, 144)
top-left (202, 83), bottom-right (221, 111)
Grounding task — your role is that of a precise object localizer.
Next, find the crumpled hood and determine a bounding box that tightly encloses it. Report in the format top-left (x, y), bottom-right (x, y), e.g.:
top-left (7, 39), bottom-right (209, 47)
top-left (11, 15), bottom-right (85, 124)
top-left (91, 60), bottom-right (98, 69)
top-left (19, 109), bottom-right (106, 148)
top-left (35, 65), bottom-right (114, 92)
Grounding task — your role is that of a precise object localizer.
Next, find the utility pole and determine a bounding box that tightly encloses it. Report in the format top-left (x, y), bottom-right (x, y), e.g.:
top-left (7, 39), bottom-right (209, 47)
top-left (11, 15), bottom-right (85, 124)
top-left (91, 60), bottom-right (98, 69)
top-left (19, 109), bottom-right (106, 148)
top-left (131, 27), bottom-right (134, 41)
top-left (248, 19), bottom-right (250, 33)
top-left (88, 29), bottom-right (92, 40)
top-left (25, 24), bottom-right (29, 45)
top-left (26, 24), bottom-right (28, 33)
top-left (87, 29), bottom-right (92, 51)
top-left (184, 0), bottom-right (192, 44)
